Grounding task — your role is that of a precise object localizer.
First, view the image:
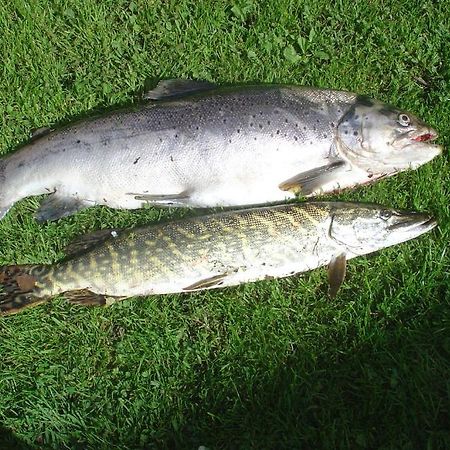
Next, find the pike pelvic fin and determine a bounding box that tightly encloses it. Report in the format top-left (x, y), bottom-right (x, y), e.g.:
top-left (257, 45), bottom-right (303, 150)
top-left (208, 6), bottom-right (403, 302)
top-left (183, 273), bottom-right (229, 291)
top-left (0, 265), bottom-right (48, 315)
top-left (35, 194), bottom-right (92, 222)
top-left (143, 79), bottom-right (217, 100)
top-left (327, 253), bottom-right (347, 298)
top-left (65, 229), bottom-right (121, 257)
top-left (279, 160), bottom-right (347, 196)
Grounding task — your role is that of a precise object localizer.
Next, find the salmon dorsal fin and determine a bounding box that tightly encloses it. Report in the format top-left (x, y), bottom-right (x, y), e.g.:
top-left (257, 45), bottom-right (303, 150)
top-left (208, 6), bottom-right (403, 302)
top-left (65, 229), bottom-right (121, 257)
top-left (143, 79), bottom-right (217, 100)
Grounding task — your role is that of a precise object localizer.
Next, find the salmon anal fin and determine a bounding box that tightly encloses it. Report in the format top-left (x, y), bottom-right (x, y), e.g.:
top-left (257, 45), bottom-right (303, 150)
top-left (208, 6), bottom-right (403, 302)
top-left (36, 194), bottom-right (92, 222)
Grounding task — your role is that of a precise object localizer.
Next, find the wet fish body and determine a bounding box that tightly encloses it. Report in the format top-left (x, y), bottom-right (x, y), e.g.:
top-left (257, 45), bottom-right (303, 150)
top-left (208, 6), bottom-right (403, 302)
top-left (0, 202), bottom-right (436, 314)
top-left (0, 81), bottom-right (441, 221)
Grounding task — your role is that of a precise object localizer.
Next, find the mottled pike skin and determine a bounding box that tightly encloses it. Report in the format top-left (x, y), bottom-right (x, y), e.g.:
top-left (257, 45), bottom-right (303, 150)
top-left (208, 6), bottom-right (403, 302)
top-left (0, 202), bottom-right (436, 315)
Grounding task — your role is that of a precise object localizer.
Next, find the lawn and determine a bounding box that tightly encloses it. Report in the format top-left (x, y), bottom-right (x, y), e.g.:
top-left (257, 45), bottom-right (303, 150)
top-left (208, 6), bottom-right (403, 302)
top-left (0, 0), bottom-right (449, 449)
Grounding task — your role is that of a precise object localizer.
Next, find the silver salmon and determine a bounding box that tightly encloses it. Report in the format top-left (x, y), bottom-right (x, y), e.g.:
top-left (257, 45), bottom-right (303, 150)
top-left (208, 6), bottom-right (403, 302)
top-left (0, 80), bottom-right (442, 221)
top-left (0, 202), bottom-right (436, 315)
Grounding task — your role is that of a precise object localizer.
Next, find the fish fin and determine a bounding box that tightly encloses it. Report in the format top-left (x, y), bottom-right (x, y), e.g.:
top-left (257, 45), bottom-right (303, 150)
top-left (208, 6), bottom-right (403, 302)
top-left (183, 273), bottom-right (228, 291)
top-left (143, 79), bottom-right (217, 100)
top-left (327, 253), bottom-right (347, 298)
top-left (279, 160), bottom-right (347, 196)
top-left (0, 204), bottom-right (12, 220)
top-left (35, 194), bottom-right (92, 222)
top-left (65, 229), bottom-right (121, 257)
top-left (64, 289), bottom-right (108, 306)
top-left (0, 265), bottom-right (48, 315)
top-left (0, 160), bottom-right (12, 220)
top-left (30, 126), bottom-right (52, 141)
top-left (129, 190), bottom-right (191, 207)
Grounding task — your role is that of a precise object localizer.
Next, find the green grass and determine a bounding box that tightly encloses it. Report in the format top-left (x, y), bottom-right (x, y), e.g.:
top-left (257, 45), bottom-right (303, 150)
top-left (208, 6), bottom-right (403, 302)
top-left (0, 0), bottom-right (449, 448)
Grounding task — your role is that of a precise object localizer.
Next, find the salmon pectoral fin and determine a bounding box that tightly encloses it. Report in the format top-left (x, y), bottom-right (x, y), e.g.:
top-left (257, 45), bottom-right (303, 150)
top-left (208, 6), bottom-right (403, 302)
top-left (65, 229), bottom-right (121, 257)
top-left (35, 194), bottom-right (92, 222)
top-left (327, 253), bottom-right (347, 298)
top-left (143, 79), bottom-right (217, 100)
top-left (64, 289), bottom-right (122, 307)
top-left (0, 264), bottom-right (48, 315)
top-left (183, 273), bottom-right (229, 291)
top-left (279, 160), bottom-right (347, 196)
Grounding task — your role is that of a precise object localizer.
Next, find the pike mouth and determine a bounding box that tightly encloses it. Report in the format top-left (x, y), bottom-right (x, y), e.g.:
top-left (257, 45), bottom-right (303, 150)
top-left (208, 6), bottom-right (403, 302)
top-left (388, 214), bottom-right (437, 232)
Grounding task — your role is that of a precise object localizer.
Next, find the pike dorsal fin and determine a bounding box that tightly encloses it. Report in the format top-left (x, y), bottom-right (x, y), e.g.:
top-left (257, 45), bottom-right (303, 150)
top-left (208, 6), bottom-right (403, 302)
top-left (143, 79), bottom-right (217, 100)
top-left (65, 229), bottom-right (121, 257)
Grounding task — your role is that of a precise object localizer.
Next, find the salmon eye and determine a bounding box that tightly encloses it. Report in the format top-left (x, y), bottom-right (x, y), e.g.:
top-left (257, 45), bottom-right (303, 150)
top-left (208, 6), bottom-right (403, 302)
top-left (379, 210), bottom-right (392, 220)
top-left (398, 114), bottom-right (410, 127)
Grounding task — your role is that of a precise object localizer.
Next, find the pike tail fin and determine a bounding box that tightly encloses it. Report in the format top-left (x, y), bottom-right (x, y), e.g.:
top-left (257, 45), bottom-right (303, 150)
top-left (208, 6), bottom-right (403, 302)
top-left (0, 265), bottom-right (49, 315)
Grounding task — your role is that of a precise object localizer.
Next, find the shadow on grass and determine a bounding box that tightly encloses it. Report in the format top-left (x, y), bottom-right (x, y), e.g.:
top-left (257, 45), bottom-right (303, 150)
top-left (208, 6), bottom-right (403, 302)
top-left (0, 425), bottom-right (34, 449)
top-left (165, 297), bottom-right (449, 449)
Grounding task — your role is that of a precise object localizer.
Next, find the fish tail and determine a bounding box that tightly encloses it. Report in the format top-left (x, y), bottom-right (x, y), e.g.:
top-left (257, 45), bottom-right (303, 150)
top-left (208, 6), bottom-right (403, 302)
top-left (0, 265), bottom-right (49, 315)
top-left (0, 158), bottom-right (12, 220)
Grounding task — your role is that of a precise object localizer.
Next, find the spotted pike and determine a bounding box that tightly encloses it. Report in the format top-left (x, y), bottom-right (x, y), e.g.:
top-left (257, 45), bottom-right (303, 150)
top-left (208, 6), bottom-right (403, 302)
top-left (0, 202), bottom-right (436, 315)
top-left (0, 80), bottom-right (442, 221)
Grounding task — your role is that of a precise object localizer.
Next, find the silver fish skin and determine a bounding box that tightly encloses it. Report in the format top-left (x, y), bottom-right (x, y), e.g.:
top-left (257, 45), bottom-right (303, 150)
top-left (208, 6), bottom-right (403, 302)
top-left (0, 202), bottom-right (436, 315)
top-left (0, 81), bottom-right (442, 221)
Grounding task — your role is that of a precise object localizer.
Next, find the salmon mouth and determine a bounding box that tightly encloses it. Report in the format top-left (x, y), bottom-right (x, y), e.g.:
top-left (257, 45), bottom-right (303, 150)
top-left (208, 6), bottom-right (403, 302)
top-left (411, 129), bottom-right (438, 143)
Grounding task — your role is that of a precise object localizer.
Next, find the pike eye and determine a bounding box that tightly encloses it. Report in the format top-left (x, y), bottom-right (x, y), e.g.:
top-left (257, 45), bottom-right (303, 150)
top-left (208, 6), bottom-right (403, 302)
top-left (398, 114), bottom-right (410, 127)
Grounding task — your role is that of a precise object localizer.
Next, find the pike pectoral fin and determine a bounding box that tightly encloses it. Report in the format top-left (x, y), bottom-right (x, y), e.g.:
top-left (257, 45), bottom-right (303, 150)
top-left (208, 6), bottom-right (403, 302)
top-left (36, 194), bottom-right (91, 222)
top-left (65, 229), bottom-right (121, 257)
top-left (64, 289), bottom-right (122, 307)
top-left (327, 253), bottom-right (347, 298)
top-left (183, 273), bottom-right (228, 291)
top-left (130, 190), bottom-right (191, 207)
top-left (279, 160), bottom-right (347, 196)
top-left (143, 79), bottom-right (217, 100)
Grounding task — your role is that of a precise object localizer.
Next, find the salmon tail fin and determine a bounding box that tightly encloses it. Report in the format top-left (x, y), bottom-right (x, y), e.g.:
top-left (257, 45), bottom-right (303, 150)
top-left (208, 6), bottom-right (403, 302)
top-left (0, 159), bottom-right (12, 220)
top-left (0, 265), bottom-right (49, 315)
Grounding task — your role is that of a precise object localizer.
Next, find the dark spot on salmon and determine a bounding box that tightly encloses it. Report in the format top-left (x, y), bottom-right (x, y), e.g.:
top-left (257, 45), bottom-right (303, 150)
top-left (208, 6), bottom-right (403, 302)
top-left (353, 131), bottom-right (358, 136)
top-left (170, 155), bottom-right (174, 162)
top-left (133, 157), bottom-right (141, 165)
top-left (18, 162), bottom-right (24, 168)
top-left (76, 140), bottom-right (81, 144)
top-left (368, 173), bottom-right (374, 178)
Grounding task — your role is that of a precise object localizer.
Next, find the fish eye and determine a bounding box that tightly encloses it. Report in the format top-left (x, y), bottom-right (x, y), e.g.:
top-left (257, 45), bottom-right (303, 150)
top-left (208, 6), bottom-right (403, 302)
top-left (379, 210), bottom-right (392, 220)
top-left (398, 113), bottom-right (411, 127)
